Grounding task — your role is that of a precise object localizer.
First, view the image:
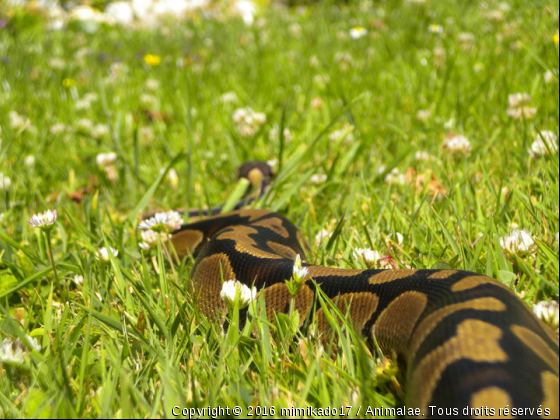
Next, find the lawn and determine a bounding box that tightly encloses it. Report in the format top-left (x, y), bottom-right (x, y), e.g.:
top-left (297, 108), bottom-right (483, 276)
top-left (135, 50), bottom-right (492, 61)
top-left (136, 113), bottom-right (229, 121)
top-left (0, 0), bottom-right (558, 417)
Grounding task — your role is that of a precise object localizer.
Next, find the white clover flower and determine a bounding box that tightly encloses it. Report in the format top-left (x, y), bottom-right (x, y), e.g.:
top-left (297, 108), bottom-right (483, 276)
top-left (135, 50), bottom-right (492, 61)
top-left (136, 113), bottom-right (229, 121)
top-left (544, 70), bottom-right (558, 84)
top-left (529, 131), bottom-right (558, 158)
top-left (92, 124), bottom-right (109, 139)
top-left (138, 229), bottom-right (172, 250)
top-left (9, 111), bottom-right (31, 131)
top-left (0, 338), bottom-right (24, 364)
top-left (311, 97), bottom-right (324, 109)
top-left (415, 151), bottom-right (432, 161)
top-left (220, 91), bottom-right (238, 104)
top-left (269, 125), bottom-right (293, 143)
top-left (103, 165), bottom-right (118, 182)
top-left (28, 210), bottom-right (58, 230)
top-left (232, 108), bottom-right (249, 124)
top-left (433, 47), bottom-right (446, 60)
top-left (75, 97), bottom-right (94, 110)
top-left (387, 233), bottom-right (404, 245)
top-left (353, 248), bottom-right (382, 268)
top-left (334, 52), bottom-right (353, 71)
top-left (0, 173), bottom-right (11, 191)
top-left (77, 118), bottom-right (94, 132)
top-left (286, 254), bottom-right (310, 296)
top-left (292, 254), bottom-right (309, 281)
top-left (96, 152), bottom-right (118, 167)
top-left (48, 57), bottom-right (66, 70)
top-left (73, 275), bottom-right (84, 286)
top-left (483, 9), bottom-right (505, 22)
top-left (165, 168), bottom-right (179, 189)
top-left (26, 336), bottom-right (41, 352)
top-left (50, 123), bottom-right (68, 135)
top-left (313, 73), bottom-right (331, 88)
top-left (232, 107), bottom-right (266, 137)
top-left (145, 78), bottom-right (160, 91)
top-left (384, 168), bottom-right (406, 186)
top-left (349, 26), bottom-right (367, 39)
top-left (70, 5), bottom-right (107, 22)
top-left (533, 301), bottom-right (559, 333)
top-left (139, 126), bottom-right (155, 143)
top-left (253, 112), bottom-right (267, 126)
top-left (442, 134), bottom-right (472, 156)
top-left (138, 211), bottom-right (183, 233)
top-left (96, 247), bottom-right (119, 262)
top-left (267, 158), bottom-right (278, 169)
top-left (25, 155), bottom-right (35, 167)
top-left (507, 93), bottom-right (537, 120)
top-left (315, 228), bottom-right (332, 245)
top-left (83, 92), bottom-right (98, 103)
top-left (140, 93), bottom-right (157, 107)
top-left (234, 0), bottom-right (257, 25)
top-left (457, 32), bottom-right (475, 44)
top-left (105, 1), bottom-right (134, 25)
top-left (309, 55), bottom-right (321, 67)
top-left (329, 124), bottom-right (355, 143)
top-left (508, 93), bottom-right (531, 108)
top-left (428, 24), bottom-right (444, 34)
top-left (310, 174), bottom-right (327, 185)
top-left (416, 109), bottom-right (432, 122)
top-left (0, 336), bottom-right (41, 365)
top-left (499, 229), bottom-right (535, 256)
top-left (220, 280), bottom-right (256, 309)
top-left (109, 62), bottom-right (128, 77)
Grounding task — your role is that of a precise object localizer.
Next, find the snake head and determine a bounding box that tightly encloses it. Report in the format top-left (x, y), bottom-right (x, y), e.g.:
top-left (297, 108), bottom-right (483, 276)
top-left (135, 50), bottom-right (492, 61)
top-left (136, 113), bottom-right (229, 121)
top-left (236, 161), bottom-right (274, 197)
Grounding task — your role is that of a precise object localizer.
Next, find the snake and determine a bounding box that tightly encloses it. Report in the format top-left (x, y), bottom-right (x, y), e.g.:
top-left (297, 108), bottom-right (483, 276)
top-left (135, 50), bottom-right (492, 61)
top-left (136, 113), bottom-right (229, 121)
top-left (162, 161), bottom-right (559, 418)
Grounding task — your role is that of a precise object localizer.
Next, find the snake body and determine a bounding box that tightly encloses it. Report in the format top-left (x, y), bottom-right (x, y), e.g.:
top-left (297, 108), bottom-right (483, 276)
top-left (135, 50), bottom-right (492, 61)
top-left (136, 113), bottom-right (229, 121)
top-left (167, 164), bottom-right (559, 418)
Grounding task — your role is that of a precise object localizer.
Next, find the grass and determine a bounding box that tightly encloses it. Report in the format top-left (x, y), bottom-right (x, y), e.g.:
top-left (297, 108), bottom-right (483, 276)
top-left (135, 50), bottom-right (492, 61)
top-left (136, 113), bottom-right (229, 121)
top-left (0, 0), bottom-right (558, 417)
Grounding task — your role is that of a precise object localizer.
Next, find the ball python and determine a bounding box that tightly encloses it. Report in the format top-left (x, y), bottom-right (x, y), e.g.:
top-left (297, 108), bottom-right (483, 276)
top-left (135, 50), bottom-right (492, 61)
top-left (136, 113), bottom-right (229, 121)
top-left (162, 162), bottom-right (559, 418)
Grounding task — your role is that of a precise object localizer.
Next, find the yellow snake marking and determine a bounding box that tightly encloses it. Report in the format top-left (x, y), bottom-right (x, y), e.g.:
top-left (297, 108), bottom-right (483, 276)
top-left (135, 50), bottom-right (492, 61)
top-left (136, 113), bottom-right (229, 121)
top-left (410, 319), bottom-right (509, 412)
top-left (261, 282), bottom-right (314, 326)
top-left (469, 387), bottom-right (513, 418)
top-left (191, 253), bottom-right (236, 318)
top-left (307, 266), bottom-right (368, 278)
top-left (171, 229), bottom-right (204, 258)
top-left (217, 226), bottom-right (283, 259)
top-left (252, 217), bottom-right (290, 238)
top-left (511, 325), bottom-right (560, 374)
top-left (247, 167), bottom-right (264, 188)
top-left (266, 241), bottom-right (298, 259)
top-left (541, 371), bottom-right (560, 418)
top-left (428, 270), bottom-right (458, 279)
top-left (451, 275), bottom-right (508, 292)
top-left (235, 208), bottom-right (273, 221)
top-left (371, 291), bottom-right (428, 356)
top-left (316, 292), bottom-right (379, 336)
top-left (410, 297), bottom-right (507, 355)
top-left (368, 270), bottom-right (419, 284)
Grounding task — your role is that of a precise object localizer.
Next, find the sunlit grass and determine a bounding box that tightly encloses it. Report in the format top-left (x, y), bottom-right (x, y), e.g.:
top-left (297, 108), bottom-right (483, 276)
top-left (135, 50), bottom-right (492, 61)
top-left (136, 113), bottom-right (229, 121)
top-left (0, 0), bottom-right (558, 417)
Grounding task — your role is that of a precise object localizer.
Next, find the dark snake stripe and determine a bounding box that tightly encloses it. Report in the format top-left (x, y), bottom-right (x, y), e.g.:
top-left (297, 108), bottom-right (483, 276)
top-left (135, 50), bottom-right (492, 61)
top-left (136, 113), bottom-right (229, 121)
top-left (170, 206), bottom-right (559, 418)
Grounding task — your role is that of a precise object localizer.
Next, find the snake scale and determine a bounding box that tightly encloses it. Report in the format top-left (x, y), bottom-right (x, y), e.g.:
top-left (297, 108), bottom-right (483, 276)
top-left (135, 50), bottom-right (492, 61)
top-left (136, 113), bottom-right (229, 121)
top-left (165, 162), bottom-right (559, 418)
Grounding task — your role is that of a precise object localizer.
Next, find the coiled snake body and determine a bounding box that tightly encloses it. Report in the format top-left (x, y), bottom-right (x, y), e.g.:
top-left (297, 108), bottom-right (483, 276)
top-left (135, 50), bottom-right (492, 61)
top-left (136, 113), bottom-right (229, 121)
top-left (167, 163), bottom-right (559, 418)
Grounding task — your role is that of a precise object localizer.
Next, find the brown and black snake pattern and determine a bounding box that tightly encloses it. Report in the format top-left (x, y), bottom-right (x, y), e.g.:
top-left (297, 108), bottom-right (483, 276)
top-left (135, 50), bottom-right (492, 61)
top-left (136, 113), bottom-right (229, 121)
top-left (166, 166), bottom-right (559, 419)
